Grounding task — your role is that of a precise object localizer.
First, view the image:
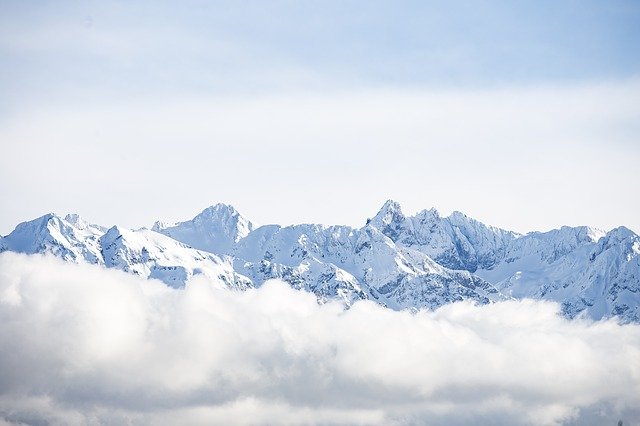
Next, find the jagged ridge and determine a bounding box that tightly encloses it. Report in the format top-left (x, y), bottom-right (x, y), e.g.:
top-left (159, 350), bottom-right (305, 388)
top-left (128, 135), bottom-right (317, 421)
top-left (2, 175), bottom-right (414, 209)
top-left (1, 201), bottom-right (638, 321)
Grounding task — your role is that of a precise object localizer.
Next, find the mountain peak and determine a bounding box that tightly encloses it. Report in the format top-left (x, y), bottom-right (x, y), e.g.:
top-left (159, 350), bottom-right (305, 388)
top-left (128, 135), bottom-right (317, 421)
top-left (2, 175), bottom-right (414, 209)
top-left (31, 212), bottom-right (59, 226)
top-left (605, 226), bottom-right (637, 242)
top-left (63, 213), bottom-right (105, 232)
top-left (415, 207), bottom-right (441, 220)
top-left (198, 203), bottom-right (239, 218)
top-left (151, 221), bottom-right (169, 232)
top-left (381, 199), bottom-right (402, 212)
top-left (152, 203), bottom-right (254, 254)
top-left (368, 200), bottom-right (406, 241)
top-left (64, 213), bottom-right (82, 224)
top-left (449, 210), bottom-right (468, 220)
top-left (8, 213), bottom-right (62, 238)
top-left (372, 200), bottom-right (404, 224)
top-left (2, 212), bottom-right (104, 263)
top-left (103, 224), bottom-right (123, 235)
top-left (190, 203), bottom-right (253, 229)
top-left (193, 203), bottom-right (253, 237)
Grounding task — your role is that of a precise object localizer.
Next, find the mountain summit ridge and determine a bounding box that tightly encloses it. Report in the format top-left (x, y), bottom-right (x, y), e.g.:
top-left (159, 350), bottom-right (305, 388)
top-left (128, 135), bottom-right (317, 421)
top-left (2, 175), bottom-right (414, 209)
top-left (2, 200), bottom-right (638, 322)
top-left (152, 203), bottom-right (255, 255)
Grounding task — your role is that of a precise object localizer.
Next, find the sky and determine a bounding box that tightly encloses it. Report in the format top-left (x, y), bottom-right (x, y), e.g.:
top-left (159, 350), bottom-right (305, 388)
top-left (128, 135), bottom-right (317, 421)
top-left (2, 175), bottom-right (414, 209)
top-left (1, 0), bottom-right (639, 234)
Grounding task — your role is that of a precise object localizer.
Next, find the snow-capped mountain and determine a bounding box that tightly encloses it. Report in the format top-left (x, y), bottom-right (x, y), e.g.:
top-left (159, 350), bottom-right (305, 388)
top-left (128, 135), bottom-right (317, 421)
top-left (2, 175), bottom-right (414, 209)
top-left (152, 204), bottom-right (254, 254)
top-left (369, 200), bottom-right (518, 271)
top-left (0, 212), bottom-right (250, 290)
top-left (476, 225), bottom-right (639, 320)
top-left (1, 201), bottom-right (638, 321)
top-left (100, 225), bottom-right (251, 290)
top-left (367, 202), bottom-right (639, 321)
top-left (232, 221), bottom-right (503, 309)
top-left (0, 213), bottom-right (106, 264)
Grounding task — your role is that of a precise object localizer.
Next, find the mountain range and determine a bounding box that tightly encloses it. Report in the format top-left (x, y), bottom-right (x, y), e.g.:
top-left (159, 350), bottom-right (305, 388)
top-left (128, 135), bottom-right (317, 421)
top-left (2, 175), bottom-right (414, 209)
top-left (2, 201), bottom-right (638, 322)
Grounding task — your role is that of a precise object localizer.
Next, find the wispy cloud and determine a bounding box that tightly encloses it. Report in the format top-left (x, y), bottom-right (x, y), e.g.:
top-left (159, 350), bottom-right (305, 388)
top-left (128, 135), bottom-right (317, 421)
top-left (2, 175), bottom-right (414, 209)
top-left (1, 253), bottom-right (638, 425)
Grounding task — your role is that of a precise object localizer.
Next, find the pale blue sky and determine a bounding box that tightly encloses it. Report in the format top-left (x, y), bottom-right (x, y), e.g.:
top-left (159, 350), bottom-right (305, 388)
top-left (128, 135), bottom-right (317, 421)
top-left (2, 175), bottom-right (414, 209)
top-left (1, 1), bottom-right (639, 233)
top-left (2, 1), bottom-right (640, 102)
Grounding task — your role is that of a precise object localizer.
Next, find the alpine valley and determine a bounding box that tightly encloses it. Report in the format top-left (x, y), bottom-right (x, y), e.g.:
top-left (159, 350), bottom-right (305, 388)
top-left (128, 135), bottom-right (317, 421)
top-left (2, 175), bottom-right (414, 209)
top-left (2, 201), bottom-right (638, 322)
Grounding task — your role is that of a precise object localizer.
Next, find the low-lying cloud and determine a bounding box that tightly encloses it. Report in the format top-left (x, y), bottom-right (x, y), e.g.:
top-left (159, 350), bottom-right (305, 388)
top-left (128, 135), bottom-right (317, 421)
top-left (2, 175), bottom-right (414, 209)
top-left (0, 252), bottom-right (639, 425)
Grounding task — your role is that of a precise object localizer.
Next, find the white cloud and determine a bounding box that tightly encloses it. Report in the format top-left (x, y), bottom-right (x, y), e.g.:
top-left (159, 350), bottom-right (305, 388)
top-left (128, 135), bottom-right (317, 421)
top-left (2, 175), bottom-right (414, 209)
top-left (0, 252), bottom-right (639, 425)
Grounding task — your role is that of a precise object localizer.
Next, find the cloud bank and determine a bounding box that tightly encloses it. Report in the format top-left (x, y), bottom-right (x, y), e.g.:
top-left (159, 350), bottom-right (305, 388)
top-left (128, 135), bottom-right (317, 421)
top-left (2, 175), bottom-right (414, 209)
top-left (0, 252), bottom-right (639, 425)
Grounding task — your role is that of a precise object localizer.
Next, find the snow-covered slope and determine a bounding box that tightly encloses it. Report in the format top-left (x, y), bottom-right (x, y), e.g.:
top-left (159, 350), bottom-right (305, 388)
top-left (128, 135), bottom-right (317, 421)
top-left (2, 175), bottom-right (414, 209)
top-left (0, 213), bottom-right (105, 264)
top-left (0, 213), bottom-right (250, 290)
top-left (476, 225), bottom-right (639, 321)
top-left (370, 200), bottom-right (519, 271)
top-left (233, 223), bottom-right (369, 306)
top-left (232, 222), bottom-right (503, 308)
top-left (152, 203), bottom-right (254, 255)
top-left (100, 226), bottom-right (251, 290)
top-left (2, 201), bottom-right (638, 321)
